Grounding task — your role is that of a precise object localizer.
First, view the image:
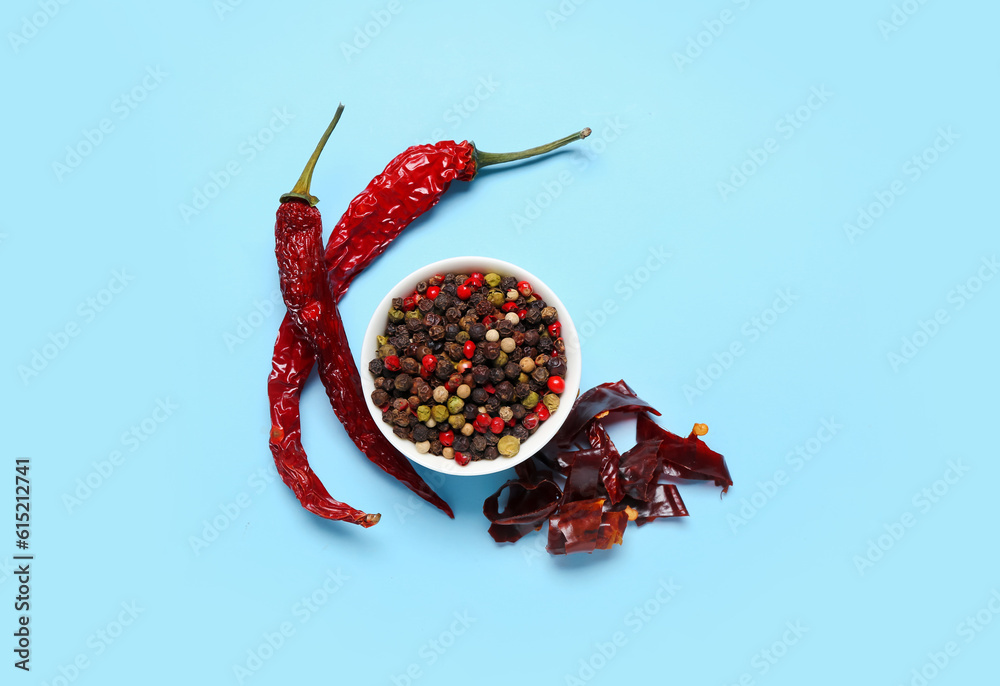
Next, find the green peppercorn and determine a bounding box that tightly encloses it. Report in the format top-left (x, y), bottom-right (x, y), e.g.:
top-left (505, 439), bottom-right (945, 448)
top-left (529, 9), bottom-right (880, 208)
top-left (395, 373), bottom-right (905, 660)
top-left (405, 310), bottom-right (422, 321)
top-left (542, 393), bottom-right (560, 412)
top-left (377, 344), bottom-right (397, 359)
top-left (388, 308), bottom-right (405, 323)
top-left (518, 372), bottom-right (529, 384)
top-left (448, 413), bottom-right (466, 430)
top-left (497, 435), bottom-right (520, 457)
top-left (493, 351), bottom-right (508, 368)
top-left (416, 405), bottom-right (431, 422)
top-left (455, 330), bottom-right (470, 344)
top-left (488, 290), bottom-right (505, 307)
top-left (376, 335), bottom-right (389, 347)
top-left (485, 273), bottom-right (502, 288)
top-left (431, 404), bottom-right (449, 423)
top-left (523, 391), bottom-right (540, 409)
top-left (447, 396), bottom-right (465, 415)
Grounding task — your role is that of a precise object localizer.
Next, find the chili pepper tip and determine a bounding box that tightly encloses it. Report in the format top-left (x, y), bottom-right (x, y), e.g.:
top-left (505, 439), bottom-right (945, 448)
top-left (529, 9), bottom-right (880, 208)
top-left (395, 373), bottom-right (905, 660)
top-left (366, 513), bottom-right (382, 525)
top-left (280, 103), bottom-right (345, 206)
top-left (693, 423), bottom-right (709, 436)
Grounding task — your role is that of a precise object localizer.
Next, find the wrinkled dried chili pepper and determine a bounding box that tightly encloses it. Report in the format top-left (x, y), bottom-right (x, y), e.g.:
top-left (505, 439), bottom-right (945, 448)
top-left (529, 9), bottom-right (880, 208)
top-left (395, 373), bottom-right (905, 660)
top-left (271, 106), bottom-right (591, 523)
top-left (270, 109), bottom-right (590, 522)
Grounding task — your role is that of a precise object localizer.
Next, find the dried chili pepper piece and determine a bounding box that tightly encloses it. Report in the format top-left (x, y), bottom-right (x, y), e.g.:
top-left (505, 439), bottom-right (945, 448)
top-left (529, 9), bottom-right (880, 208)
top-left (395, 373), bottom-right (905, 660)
top-left (546, 498), bottom-right (627, 555)
top-left (550, 379), bottom-right (660, 450)
top-left (631, 484), bottom-right (688, 526)
top-left (483, 477), bottom-right (561, 543)
top-left (618, 438), bottom-right (663, 502)
top-left (586, 420), bottom-right (625, 505)
top-left (558, 448), bottom-right (607, 503)
top-left (636, 413), bottom-right (733, 492)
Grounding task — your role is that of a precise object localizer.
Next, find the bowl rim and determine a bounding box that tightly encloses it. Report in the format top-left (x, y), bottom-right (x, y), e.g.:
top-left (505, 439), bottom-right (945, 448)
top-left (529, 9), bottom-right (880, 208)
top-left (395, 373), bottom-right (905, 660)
top-left (358, 256), bottom-right (582, 477)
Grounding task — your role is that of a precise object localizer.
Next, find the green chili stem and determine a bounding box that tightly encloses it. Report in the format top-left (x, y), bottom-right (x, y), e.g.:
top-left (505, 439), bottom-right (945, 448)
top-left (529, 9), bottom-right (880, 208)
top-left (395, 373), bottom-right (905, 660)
top-left (280, 104), bottom-right (345, 206)
top-left (475, 127), bottom-right (591, 169)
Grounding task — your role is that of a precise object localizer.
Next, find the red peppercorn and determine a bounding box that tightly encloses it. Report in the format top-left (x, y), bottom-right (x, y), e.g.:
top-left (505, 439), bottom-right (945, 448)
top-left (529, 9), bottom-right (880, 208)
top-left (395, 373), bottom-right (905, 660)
top-left (475, 413), bottom-right (492, 429)
top-left (383, 355), bottom-right (401, 372)
top-left (547, 321), bottom-right (561, 337)
top-left (465, 276), bottom-right (483, 289)
top-left (457, 359), bottom-right (473, 373)
top-left (457, 284), bottom-right (472, 300)
top-left (422, 354), bottom-right (437, 371)
top-left (470, 272), bottom-right (484, 283)
top-left (490, 417), bottom-right (505, 434)
top-left (483, 383), bottom-right (495, 394)
top-left (482, 315), bottom-right (495, 327)
top-left (506, 418), bottom-right (516, 427)
top-left (517, 309), bottom-right (528, 320)
top-left (439, 430), bottom-right (454, 446)
top-left (446, 374), bottom-right (462, 392)
top-left (426, 286), bottom-right (440, 300)
top-left (522, 413), bottom-right (539, 430)
top-left (402, 296), bottom-right (416, 312)
top-left (463, 340), bottom-right (476, 359)
top-left (536, 404), bottom-right (550, 421)
top-left (454, 452), bottom-right (470, 466)
top-left (517, 280), bottom-right (532, 297)
top-left (547, 376), bottom-right (565, 394)
top-left (502, 302), bottom-right (518, 312)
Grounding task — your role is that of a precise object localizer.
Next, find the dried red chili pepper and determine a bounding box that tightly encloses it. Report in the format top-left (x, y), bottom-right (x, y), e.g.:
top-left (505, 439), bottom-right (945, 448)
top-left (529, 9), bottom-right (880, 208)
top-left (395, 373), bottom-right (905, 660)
top-left (270, 112), bottom-right (591, 521)
top-left (271, 106), bottom-right (451, 521)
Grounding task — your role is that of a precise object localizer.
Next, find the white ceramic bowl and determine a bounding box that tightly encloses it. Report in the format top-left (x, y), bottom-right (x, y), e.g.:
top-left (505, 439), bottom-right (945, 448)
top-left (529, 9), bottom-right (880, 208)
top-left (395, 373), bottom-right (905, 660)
top-left (359, 256), bottom-right (581, 476)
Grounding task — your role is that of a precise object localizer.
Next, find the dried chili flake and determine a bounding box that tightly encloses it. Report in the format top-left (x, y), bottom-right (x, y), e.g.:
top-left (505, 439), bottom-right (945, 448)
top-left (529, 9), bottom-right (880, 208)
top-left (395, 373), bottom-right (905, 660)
top-left (636, 413), bottom-right (733, 492)
top-left (483, 476), bottom-right (561, 544)
top-left (619, 439), bottom-right (663, 502)
top-left (547, 498), bottom-right (627, 555)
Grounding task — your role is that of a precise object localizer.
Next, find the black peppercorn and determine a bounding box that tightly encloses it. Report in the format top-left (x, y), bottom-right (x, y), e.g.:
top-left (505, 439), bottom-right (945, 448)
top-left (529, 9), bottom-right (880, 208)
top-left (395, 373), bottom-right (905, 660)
top-left (472, 365), bottom-right (490, 385)
top-left (472, 434), bottom-right (487, 453)
top-left (469, 322), bottom-right (487, 341)
top-left (489, 367), bottom-right (505, 385)
top-left (504, 361), bottom-right (521, 380)
top-left (371, 389), bottom-right (389, 406)
top-left (368, 358), bottom-right (384, 375)
top-left (495, 381), bottom-right (514, 402)
top-left (470, 387), bottom-right (488, 404)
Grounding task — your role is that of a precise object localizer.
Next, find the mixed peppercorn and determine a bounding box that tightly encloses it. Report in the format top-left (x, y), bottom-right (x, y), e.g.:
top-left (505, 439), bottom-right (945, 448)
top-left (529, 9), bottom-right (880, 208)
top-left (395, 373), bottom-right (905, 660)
top-left (369, 271), bottom-right (568, 465)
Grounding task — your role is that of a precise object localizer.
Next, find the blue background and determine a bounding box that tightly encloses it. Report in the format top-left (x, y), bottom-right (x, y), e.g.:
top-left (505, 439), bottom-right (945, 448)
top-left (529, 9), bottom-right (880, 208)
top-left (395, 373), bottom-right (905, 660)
top-left (3, 1), bottom-right (998, 684)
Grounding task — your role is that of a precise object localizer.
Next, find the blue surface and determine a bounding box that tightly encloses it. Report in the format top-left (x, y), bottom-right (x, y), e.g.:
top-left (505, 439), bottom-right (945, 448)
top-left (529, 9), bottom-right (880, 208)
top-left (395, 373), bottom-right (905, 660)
top-left (3, 1), bottom-right (998, 684)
